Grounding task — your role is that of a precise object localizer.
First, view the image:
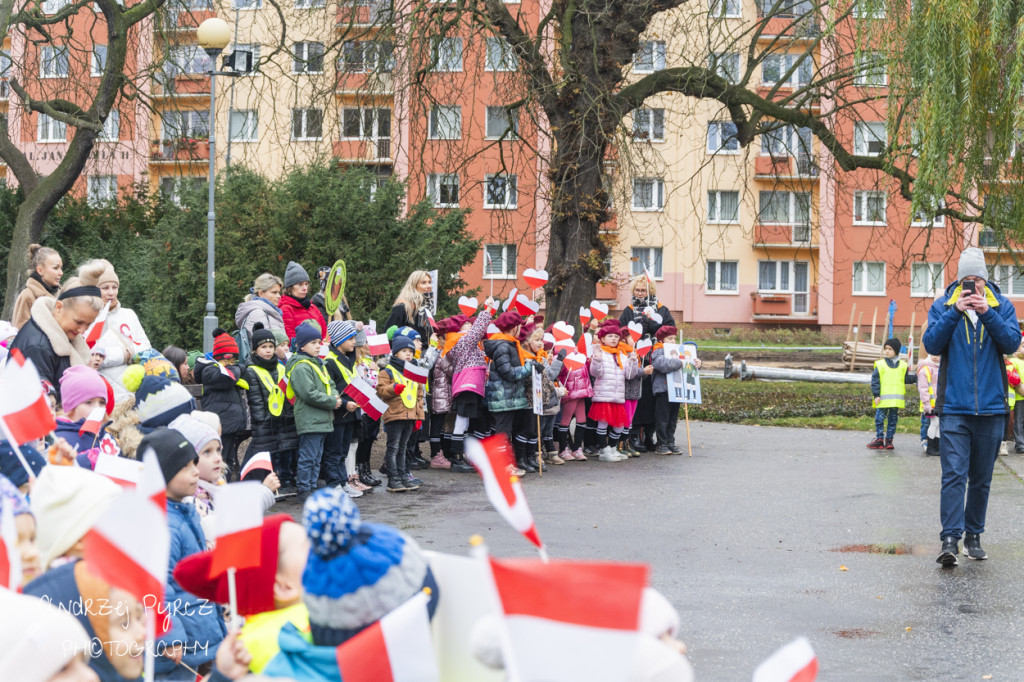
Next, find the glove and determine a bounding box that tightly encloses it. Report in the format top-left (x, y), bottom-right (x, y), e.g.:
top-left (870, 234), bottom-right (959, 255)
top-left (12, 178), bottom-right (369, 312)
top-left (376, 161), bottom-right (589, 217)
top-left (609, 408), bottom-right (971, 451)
top-left (415, 420), bottom-right (422, 431)
top-left (557, 348), bottom-right (568, 361)
top-left (1009, 369), bottom-right (1021, 387)
top-left (393, 383), bottom-right (405, 395)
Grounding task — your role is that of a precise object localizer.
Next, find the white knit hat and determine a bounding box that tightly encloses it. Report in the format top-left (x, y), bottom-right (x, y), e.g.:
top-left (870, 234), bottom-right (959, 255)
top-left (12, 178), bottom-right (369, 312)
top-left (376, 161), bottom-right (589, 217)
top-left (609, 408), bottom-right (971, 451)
top-left (0, 589), bottom-right (91, 682)
top-left (31, 466), bottom-right (120, 570)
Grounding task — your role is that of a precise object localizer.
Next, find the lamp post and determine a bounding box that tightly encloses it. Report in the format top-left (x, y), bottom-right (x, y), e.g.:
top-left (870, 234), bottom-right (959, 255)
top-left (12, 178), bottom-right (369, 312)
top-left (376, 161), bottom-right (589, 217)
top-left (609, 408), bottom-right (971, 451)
top-left (197, 17), bottom-right (231, 353)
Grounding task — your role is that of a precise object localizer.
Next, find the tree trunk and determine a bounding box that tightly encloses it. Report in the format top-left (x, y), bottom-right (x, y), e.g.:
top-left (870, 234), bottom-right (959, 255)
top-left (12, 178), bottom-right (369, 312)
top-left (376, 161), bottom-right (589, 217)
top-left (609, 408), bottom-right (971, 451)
top-left (2, 197), bottom-right (50, 320)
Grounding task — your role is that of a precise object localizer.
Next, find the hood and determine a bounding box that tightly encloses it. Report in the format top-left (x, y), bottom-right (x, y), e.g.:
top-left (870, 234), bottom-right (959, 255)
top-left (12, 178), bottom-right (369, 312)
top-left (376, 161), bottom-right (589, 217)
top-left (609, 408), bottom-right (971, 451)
top-left (280, 294), bottom-right (312, 311)
top-left (235, 298), bottom-right (282, 326)
top-left (942, 279), bottom-right (1003, 308)
top-left (483, 337), bottom-right (513, 358)
top-left (249, 352), bottom-right (279, 372)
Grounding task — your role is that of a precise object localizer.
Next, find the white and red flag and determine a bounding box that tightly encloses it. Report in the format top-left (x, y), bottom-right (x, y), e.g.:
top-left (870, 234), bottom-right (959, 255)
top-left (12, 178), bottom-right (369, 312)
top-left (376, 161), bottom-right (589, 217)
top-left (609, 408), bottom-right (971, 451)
top-left (0, 350), bottom-right (57, 446)
top-left (752, 637), bottom-right (818, 682)
top-left (139, 448), bottom-right (167, 513)
top-left (84, 301), bottom-right (111, 349)
top-left (94, 454), bottom-right (144, 489)
top-left (79, 406), bottom-right (106, 437)
top-left (208, 482), bottom-right (264, 577)
top-left (579, 306), bottom-right (592, 328)
top-left (335, 591), bottom-right (439, 682)
top-left (635, 338), bottom-right (653, 359)
top-left (488, 556), bottom-right (649, 682)
top-left (464, 435), bottom-right (543, 551)
top-left (240, 452), bottom-right (274, 480)
top-left (0, 497), bottom-right (21, 590)
top-left (403, 362), bottom-right (429, 385)
top-left (577, 332), bottom-right (593, 357)
top-left (343, 375), bottom-right (389, 420)
top-left (367, 334), bottom-right (391, 356)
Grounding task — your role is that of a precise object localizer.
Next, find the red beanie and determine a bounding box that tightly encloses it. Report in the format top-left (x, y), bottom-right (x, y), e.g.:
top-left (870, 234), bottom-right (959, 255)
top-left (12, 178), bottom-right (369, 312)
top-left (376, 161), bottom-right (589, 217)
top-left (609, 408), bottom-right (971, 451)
top-left (655, 325), bottom-right (678, 341)
top-left (596, 320), bottom-right (622, 340)
top-left (211, 327), bottom-right (239, 358)
top-left (448, 314), bottom-right (469, 330)
top-left (495, 310), bottom-right (523, 332)
top-left (172, 514), bottom-right (292, 616)
top-left (517, 323), bottom-right (537, 342)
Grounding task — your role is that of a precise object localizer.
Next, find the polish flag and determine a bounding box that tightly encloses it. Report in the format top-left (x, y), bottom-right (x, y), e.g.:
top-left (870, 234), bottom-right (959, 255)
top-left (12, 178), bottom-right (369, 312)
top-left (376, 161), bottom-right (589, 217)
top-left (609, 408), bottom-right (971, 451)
top-left (753, 638), bottom-right (818, 682)
top-left (403, 362), bottom-right (429, 385)
top-left (94, 454), bottom-right (144, 489)
top-left (577, 333), bottom-right (593, 357)
top-left (138, 448), bottom-right (167, 513)
top-left (240, 452), bottom-right (274, 480)
top-left (635, 338), bottom-right (653, 359)
top-left (336, 591), bottom-right (439, 682)
top-left (0, 497), bottom-right (21, 590)
top-left (0, 350), bottom-right (57, 446)
top-left (79, 406), bottom-right (106, 437)
top-left (464, 434), bottom-right (543, 550)
top-left (84, 301), bottom-right (111, 349)
top-left (318, 342), bottom-right (330, 359)
top-left (488, 556), bottom-right (648, 682)
top-left (208, 482), bottom-right (264, 577)
top-left (643, 264), bottom-right (655, 290)
top-left (367, 334), bottom-right (391, 356)
top-left (219, 363), bottom-right (236, 379)
top-left (425, 308), bottom-right (439, 331)
top-left (343, 376), bottom-right (389, 420)
top-left (579, 307), bottom-right (592, 327)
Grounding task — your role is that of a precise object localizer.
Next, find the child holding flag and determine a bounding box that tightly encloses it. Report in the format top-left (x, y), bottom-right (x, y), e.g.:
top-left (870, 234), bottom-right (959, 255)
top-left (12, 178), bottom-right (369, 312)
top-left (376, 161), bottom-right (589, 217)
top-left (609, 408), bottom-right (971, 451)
top-left (376, 328), bottom-right (426, 492)
top-left (243, 324), bottom-right (292, 486)
top-left (484, 310), bottom-right (538, 474)
top-left (589, 321), bottom-right (639, 462)
top-left (322, 321), bottom-right (366, 497)
top-left (199, 329), bottom-right (250, 480)
top-left (53, 365), bottom-right (119, 466)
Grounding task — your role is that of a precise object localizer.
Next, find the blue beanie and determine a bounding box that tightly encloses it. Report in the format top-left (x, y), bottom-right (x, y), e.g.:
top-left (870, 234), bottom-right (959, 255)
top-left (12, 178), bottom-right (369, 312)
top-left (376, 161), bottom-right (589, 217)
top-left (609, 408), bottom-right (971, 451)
top-left (134, 375), bottom-right (195, 433)
top-left (328, 320), bottom-right (357, 348)
top-left (390, 326), bottom-right (420, 355)
top-left (293, 321), bottom-right (322, 352)
top-left (0, 442), bottom-right (46, 489)
top-left (301, 487), bottom-right (438, 646)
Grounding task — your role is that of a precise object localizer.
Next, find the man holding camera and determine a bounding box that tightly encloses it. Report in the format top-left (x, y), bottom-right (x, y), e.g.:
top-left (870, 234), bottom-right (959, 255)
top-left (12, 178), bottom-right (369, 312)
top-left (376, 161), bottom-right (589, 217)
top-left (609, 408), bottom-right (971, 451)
top-left (923, 247), bottom-right (1022, 566)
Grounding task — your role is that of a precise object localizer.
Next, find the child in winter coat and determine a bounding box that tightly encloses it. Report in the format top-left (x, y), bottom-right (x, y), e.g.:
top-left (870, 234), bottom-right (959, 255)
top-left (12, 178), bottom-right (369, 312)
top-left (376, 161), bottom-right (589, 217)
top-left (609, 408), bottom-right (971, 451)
top-left (322, 320), bottom-right (365, 498)
top-left (484, 310), bottom-right (538, 473)
top-left (280, 261), bottom-right (328, 341)
top-left (429, 316), bottom-right (474, 472)
top-left (353, 339), bottom-right (383, 488)
top-left (619, 333), bottom-right (644, 458)
top-left (0, 474), bottom-right (41, 587)
top-left (589, 320), bottom-right (639, 462)
top-left (558, 339), bottom-right (594, 461)
top-left (376, 328), bottom-right (426, 492)
top-left (650, 325), bottom-right (695, 455)
top-left (270, 328), bottom-right (300, 489)
top-left (916, 347), bottom-right (941, 455)
top-left (199, 329), bottom-right (250, 479)
top-left (53, 365), bottom-right (120, 466)
top-left (243, 325), bottom-right (290, 480)
top-left (521, 322), bottom-right (567, 465)
top-left (445, 301), bottom-right (495, 468)
top-left (286, 321), bottom-right (340, 503)
top-left (868, 337), bottom-right (917, 450)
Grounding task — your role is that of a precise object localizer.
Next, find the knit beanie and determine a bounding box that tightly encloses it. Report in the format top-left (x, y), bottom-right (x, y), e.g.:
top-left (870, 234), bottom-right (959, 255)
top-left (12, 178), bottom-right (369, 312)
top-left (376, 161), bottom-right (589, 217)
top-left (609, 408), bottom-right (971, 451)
top-left (0, 473), bottom-right (30, 516)
top-left (884, 337), bottom-right (902, 355)
top-left (272, 329), bottom-right (289, 346)
top-left (494, 310), bottom-right (523, 333)
top-left (169, 413), bottom-right (221, 455)
top-left (30, 466), bottom-right (120, 570)
top-left (0, 441), bottom-right (46, 488)
top-left (59, 365), bottom-right (109, 414)
top-left (85, 258), bottom-right (118, 287)
top-left (250, 322), bottom-right (276, 351)
top-left (211, 327), bottom-right (239, 358)
top-left (655, 325), bottom-right (678, 342)
top-left (957, 247), bottom-right (989, 282)
top-left (328, 320), bottom-right (357, 348)
top-left (139, 427), bottom-right (198, 484)
top-left (596, 320), bottom-right (623, 340)
top-left (301, 487), bottom-right (438, 646)
top-left (135, 375), bottom-right (195, 431)
top-left (284, 261), bottom-right (311, 289)
top-left (0, 589), bottom-right (92, 682)
top-left (190, 410), bottom-right (222, 435)
top-left (293, 320), bottom-right (322, 352)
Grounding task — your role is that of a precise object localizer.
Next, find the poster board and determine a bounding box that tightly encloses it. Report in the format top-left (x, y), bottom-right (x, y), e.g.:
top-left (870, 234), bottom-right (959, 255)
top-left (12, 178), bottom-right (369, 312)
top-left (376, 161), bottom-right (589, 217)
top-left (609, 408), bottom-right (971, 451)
top-left (666, 342), bottom-right (702, 404)
top-left (532, 367), bottom-right (544, 416)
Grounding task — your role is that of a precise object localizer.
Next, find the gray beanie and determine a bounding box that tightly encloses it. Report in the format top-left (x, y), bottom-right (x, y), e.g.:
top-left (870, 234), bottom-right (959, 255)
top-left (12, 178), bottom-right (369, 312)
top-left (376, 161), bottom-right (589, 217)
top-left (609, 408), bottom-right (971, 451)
top-left (284, 261), bottom-right (311, 289)
top-left (957, 247), bottom-right (989, 282)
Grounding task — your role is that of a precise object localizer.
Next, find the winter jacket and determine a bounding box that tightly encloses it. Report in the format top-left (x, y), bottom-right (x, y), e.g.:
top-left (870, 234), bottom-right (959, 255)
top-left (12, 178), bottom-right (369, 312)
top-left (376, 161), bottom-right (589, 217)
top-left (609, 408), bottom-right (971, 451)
top-left (923, 280), bottom-right (1021, 415)
top-left (559, 364), bottom-right (594, 401)
top-left (243, 354), bottom-right (289, 455)
top-left (619, 303), bottom-right (676, 340)
top-left (449, 310), bottom-right (492, 397)
top-left (590, 346), bottom-right (639, 403)
top-left (431, 351), bottom-right (454, 413)
top-left (262, 623), bottom-right (337, 681)
top-left (162, 499), bottom-right (227, 677)
top-left (280, 295), bottom-right (327, 341)
top-left (10, 297), bottom-right (92, 403)
top-left (870, 357), bottom-right (918, 400)
top-left (917, 356), bottom-right (940, 412)
top-left (11, 275), bottom-right (56, 329)
top-left (54, 417), bottom-right (120, 467)
top-left (235, 297), bottom-right (286, 339)
top-left (651, 346), bottom-right (682, 395)
top-left (483, 338), bottom-right (533, 412)
top-left (376, 359), bottom-right (426, 423)
top-left (324, 348), bottom-right (358, 425)
top-left (199, 362), bottom-right (251, 436)
top-left (383, 303), bottom-right (432, 351)
top-left (286, 352), bottom-right (338, 434)
top-left (538, 355), bottom-right (566, 415)
top-left (241, 603), bottom-right (310, 674)
top-left (97, 304), bottom-right (152, 401)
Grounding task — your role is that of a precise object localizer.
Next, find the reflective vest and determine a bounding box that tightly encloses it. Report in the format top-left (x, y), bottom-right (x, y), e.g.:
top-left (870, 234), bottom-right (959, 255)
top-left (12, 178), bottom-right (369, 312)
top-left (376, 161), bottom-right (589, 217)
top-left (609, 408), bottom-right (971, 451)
top-left (875, 359), bottom-right (908, 408)
top-left (387, 364), bottom-right (417, 409)
top-left (251, 364), bottom-right (286, 417)
top-left (918, 365), bottom-right (935, 412)
top-left (286, 358), bottom-right (331, 401)
top-left (325, 350), bottom-right (356, 386)
top-left (1006, 358), bottom-right (1024, 408)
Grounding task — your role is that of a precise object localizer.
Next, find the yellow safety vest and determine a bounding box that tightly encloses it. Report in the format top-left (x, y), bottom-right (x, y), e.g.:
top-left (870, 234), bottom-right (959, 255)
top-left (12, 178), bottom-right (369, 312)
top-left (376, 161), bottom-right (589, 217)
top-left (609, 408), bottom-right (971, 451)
top-left (1006, 358), bottom-right (1024, 408)
top-left (251, 364), bottom-right (286, 417)
top-left (286, 358), bottom-right (332, 401)
top-left (918, 365), bottom-right (935, 412)
top-left (326, 350), bottom-right (356, 385)
top-left (875, 359), bottom-right (908, 408)
top-left (387, 364), bottom-right (417, 409)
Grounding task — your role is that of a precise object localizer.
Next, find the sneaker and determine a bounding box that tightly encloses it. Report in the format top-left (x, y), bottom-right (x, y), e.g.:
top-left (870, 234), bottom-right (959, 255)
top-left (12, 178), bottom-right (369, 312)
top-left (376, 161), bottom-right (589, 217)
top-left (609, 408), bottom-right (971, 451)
top-left (867, 438), bottom-right (885, 449)
top-left (963, 533), bottom-right (988, 560)
top-left (347, 475), bottom-right (370, 492)
top-left (998, 441), bottom-right (1009, 456)
top-left (430, 453), bottom-right (452, 469)
top-left (546, 453), bottom-right (566, 465)
top-left (506, 463), bottom-right (526, 477)
top-left (884, 439), bottom-right (894, 450)
top-left (560, 448), bottom-right (576, 461)
top-left (403, 475), bottom-right (422, 491)
top-left (386, 477), bottom-right (407, 492)
top-left (572, 449), bottom-right (587, 461)
top-left (937, 537), bottom-right (959, 566)
top-left (655, 445), bottom-right (673, 455)
top-left (583, 445), bottom-right (598, 456)
top-left (340, 483), bottom-right (363, 498)
top-left (598, 446), bottom-right (625, 462)
top-left (921, 440), bottom-right (928, 452)
top-left (668, 444), bottom-right (684, 455)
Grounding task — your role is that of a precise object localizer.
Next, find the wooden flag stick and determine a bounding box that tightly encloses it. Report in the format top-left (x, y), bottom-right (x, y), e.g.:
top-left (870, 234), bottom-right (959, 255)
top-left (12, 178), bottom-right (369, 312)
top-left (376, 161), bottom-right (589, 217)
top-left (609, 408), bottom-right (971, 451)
top-left (870, 307), bottom-right (878, 346)
top-left (144, 609), bottom-right (155, 682)
top-left (536, 414), bottom-right (543, 477)
top-left (684, 402), bottom-right (692, 457)
top-left (227, 567), bottom-right (241, 631)
top-left (846, 303), bottom-right (857, 343)
top-left (849, 311), bottom-right (863, 371)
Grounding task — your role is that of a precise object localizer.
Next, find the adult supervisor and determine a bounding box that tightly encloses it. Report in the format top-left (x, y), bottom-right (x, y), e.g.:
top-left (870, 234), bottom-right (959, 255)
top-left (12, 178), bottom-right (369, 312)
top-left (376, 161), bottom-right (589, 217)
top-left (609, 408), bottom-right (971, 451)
top-left (923, 247), bottom-right (1021, 566)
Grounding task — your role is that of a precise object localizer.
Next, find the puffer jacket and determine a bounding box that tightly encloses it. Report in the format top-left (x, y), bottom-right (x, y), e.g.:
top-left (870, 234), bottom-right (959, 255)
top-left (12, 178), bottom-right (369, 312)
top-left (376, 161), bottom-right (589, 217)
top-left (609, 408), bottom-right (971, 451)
top-left (376, 359), bottom-right (426, 422)
top-left (235, 297), bottom-right (285, 339)
top-left (916, 355), bottom-right (940, 412)
top-left (559, 364), bottom-right (594, 401)
top-left (483, 338), bottom-right (533, 412)
top-left (449, 310), bottom-right (493, 397)
top-left (199, 361), bottom-right (251, 436)
top-left (431, 351), bottom-right (454, 413)
top-left (280, 295), bottom-right (327, 341)
top-left (286, 352), bottom-right (338, 434)
top-left (923, 280), bottom-right (1022, 415)
top-left (651, 345), bottom-right (683, 395)
top-left (590, 347), bottom-right (639, 404)
top-left (9, 297), bottom-right (92, 403)
top-left (243, 353), bottom-right (288, 454)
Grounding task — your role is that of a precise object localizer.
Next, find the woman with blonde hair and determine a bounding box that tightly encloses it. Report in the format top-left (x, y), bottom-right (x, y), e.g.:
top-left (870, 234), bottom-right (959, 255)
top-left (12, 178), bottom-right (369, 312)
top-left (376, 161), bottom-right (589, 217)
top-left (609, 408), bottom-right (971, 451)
top-left (11, 244), bottom-right (63, 328)
top-left (235, 271), bottom-right (285, 338)
top-left (383, 270), bottom-right (434, 345)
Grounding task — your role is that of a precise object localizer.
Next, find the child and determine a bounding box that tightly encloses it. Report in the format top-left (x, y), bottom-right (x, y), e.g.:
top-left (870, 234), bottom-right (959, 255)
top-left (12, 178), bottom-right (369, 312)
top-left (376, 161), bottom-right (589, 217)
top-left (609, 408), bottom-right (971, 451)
top-left (0, 589), bottom-right (94, 681)
top-left (88, 346), bottom-right (105, 370)
top-left (917, 347), bottom-right (941, 456)
top-left (1012, 339), bottom-right (1024, 454)
top-left (272, 328), bottom-right (300, 490)
top-left (140, 426), bottom-right (227, 678)
top-left (868, 337), bottom-right (917, 450)
top-left (353, 334), bottom-right (383, 487)
top-left (29, 466), bottom-right (119, 572)
top-left (519, 321), bottom-right (566, 465)
top-left (286, 321), bottom-right (340, 503)
top-left (376, 327), bottom-right (426, 492)
top-left (589, 320), bottom-right (639, 462)
top-left (0, 473), bottom-right (41, 587)
top-left (0, 440), bottom-right (47, 496)
top-left (53, 365), bottom-right (120, 466)
top-left (199, 329), bottom-right (250, 479)
top-left (557, 334), bottom-right (594, 462)
top-left (485, 310), bottom-right (539, 473)
top-left (444, 301), bottom-right (495, 471)
top-left (651, 326), bottom-right (685, 455)
top-left (243, 324), bottom-right (290, 482)
top-left (620, 332), bottom-right (643, 458)
top-left (540, 328), bottom-right (567, 458)
top-left (428, 317), bottom-right (458, 469)
top-left (322, 320), bottom-right (365, 497)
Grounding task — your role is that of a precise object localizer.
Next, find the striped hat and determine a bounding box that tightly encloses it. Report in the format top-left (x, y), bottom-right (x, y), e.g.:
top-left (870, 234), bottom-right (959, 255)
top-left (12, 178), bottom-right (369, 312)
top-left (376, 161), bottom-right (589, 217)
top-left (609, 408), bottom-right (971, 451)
top-left (327, 320), bottom-right (357, 348)
top-left (211, 327), bottom-right (239, 358)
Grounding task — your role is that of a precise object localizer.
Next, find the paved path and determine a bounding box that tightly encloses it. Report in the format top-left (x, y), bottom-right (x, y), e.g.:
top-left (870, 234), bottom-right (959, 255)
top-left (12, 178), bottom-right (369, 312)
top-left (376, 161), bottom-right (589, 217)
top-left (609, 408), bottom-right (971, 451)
top-left (276, 423), bottom-right (1024, 680)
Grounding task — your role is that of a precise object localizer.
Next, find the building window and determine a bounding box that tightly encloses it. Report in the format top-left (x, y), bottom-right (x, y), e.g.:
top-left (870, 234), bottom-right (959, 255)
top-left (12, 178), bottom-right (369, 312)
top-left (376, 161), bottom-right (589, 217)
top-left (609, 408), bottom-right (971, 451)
top-left (911, 263), bottom-right (944, 297)
top-left (91, 45), bottom-right (107, 76)
top-left (484, 174), bottom-right (518, 209)
top-left (292, 41), bottom-right (324, 73)
top-left (40, 46), bottom-right (69, 78)
top-left (631, 247), bottom-right (664, 279)
top-left (232, 0), bottom-right (261, 8)
top-left (159, 176), bottom-right (204, 206)
top-left (484, 244), bottom-right (517, 278)
top-left (853, 261), bottom-right (886, 295)
top-left (341, 107), bottom-right (391, 139)
top-left (87, 175), bottom-right (117, 207)
top-left (37, 114), bottom-right (66, 143)
top-left (707, 190), bottom-right (740, 223)
top-left (854, 51), bottom-right (887, 87)
top-left (759, 190), bottom-right (810, 224)
top-left (485, 105), bottom-right (520, 139)
top-left (853, 190), bottom-right (887, 225)
top-left (707, 120), bottom-right (740, 153)
top-left (291, 108), bottom-right (323, 140)
top-left (761, 124), bottom-right (812, 157)
top-left (991, 265), bottom-right (1024, 296)
top-left (634, 41), bottom-right (666, 73)
top-left (165, 45), bottom-right (208, 77)
top-left (709, 0), bottom-right (741, 18)
top-left (161, 110), bottom-right (210, 139)
top-left (854, 121), bottom-right (886, 156)
top-left (632, 178), bottom-right (665, 211)
top-left (340, 41), bottom-right (394, 73)
top-left (485, 37), bottom-right (518, 71)
top-left (428, 105), bottom-right (461, 139)
top-left (430, 37), bottom-right (463, 72)
top-left (42, 0), bottom-right (71, 13)
top-left (708, 52), bottom-right (740, 83)
top-left (98, 110), bottom-right (119, 141)
top-left (852, 0), bottom-right (885, 18)
top-left (632, 108), bottom-right (665, 142)
top-left (229, 109), bottom-right (258, 142)
top-left (427, 173), bottom-right (459, 207)
top-left (761, 53), bottom-right (812, 87)
top-left (758, 260), bottom-right (792, 292)
top-left (294, 0), bottom-right (325, 8)
top-left (911, 199), bottom-right (946, 227)
top-left (707, 260), bottom-right (738, 292)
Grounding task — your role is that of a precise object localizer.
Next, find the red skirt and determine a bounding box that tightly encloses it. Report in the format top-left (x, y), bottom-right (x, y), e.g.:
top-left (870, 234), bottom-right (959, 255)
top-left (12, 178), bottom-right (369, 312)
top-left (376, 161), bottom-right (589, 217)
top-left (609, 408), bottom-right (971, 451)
top-left (588, 401), bottom-right (630, 429)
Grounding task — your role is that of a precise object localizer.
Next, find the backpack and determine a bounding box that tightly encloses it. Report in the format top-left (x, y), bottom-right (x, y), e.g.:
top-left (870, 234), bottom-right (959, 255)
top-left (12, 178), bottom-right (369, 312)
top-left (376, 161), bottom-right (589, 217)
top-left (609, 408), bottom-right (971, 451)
top-left (232, 329), bottom-right (252, 369)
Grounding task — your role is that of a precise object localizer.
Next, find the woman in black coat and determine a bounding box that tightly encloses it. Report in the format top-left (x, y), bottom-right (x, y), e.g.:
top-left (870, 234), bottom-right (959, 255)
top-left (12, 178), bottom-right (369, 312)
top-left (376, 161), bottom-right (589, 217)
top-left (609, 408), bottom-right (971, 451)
top-left (383, 270), bottom-right (434, 344)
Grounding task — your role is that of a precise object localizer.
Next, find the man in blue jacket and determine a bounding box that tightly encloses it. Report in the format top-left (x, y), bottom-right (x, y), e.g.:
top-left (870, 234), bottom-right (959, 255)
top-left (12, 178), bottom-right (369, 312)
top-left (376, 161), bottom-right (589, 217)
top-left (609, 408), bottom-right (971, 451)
top-left (923, 247), bottom-right (1022, 566)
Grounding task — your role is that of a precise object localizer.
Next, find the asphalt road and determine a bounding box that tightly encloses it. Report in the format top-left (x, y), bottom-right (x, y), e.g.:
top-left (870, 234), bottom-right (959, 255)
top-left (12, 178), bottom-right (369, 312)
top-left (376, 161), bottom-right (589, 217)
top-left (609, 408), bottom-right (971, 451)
top-left (274, 423), bottom-right (1024, 680)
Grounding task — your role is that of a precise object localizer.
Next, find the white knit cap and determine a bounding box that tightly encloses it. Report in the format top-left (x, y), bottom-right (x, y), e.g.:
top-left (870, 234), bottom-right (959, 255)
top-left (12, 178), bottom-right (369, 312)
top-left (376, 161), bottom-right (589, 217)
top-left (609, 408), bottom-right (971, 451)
top-left (957, 247), bottom-right (989, 282)
top-left (31, 466), bottom-right (120, 570)
top-left (0, 589), bottom-right (91, 682)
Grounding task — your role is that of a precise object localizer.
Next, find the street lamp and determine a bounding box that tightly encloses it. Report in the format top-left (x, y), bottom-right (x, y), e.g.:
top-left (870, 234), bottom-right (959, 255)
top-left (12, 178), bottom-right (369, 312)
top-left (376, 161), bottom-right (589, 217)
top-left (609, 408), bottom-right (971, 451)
top-left (198, 17), bottom-right (231, 353)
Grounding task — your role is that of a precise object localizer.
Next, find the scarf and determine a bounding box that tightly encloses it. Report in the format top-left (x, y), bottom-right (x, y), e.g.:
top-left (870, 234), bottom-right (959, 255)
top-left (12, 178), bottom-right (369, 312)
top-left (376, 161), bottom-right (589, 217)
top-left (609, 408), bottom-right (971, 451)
top-left (30, 271), bottom-right (60, 296)
top-left (442, 332), bottom-right (464, 357)
top-left (254, 295), bottom-right (281, 311)
top-left (491, 333), bottom-right (529, 366)
top-left (599, 344), bottom-right (624, 369)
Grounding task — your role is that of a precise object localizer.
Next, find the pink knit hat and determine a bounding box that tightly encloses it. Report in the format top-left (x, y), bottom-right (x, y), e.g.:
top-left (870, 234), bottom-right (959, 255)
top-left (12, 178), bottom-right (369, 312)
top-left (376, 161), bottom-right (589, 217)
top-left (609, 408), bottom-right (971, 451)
top-left (59, 365), bottom-right (110, 414)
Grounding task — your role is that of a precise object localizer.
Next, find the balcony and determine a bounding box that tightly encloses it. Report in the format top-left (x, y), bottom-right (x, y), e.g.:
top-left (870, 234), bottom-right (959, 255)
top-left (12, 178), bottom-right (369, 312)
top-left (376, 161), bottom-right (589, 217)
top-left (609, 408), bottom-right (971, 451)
top-left (335, 71), bottom-right (394, 95)
top-left (150, 138), bottom-right (210, 164)
top-left (336, 1), bottom-right (390, 28)
top-left (152, 74), bottom-right (211, 98)
top-left (754, 222), bottom-right (815, 247)
top-left (750, 291), bottom-right (817, 322)
top-left (754, 154), bottom-right (819, 180)
top-left (755, 4), bottom-right (821, 39)
top-left (332, 137), bottom-right (392, 163)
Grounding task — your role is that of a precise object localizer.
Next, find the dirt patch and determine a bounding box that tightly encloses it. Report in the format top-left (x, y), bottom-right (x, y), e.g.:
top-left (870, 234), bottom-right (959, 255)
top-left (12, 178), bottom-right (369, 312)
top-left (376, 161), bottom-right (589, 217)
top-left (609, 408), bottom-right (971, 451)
top-left (834, 543), bottom-right (913, 555)
top-left (831, 628), bottom-right (882, 639)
